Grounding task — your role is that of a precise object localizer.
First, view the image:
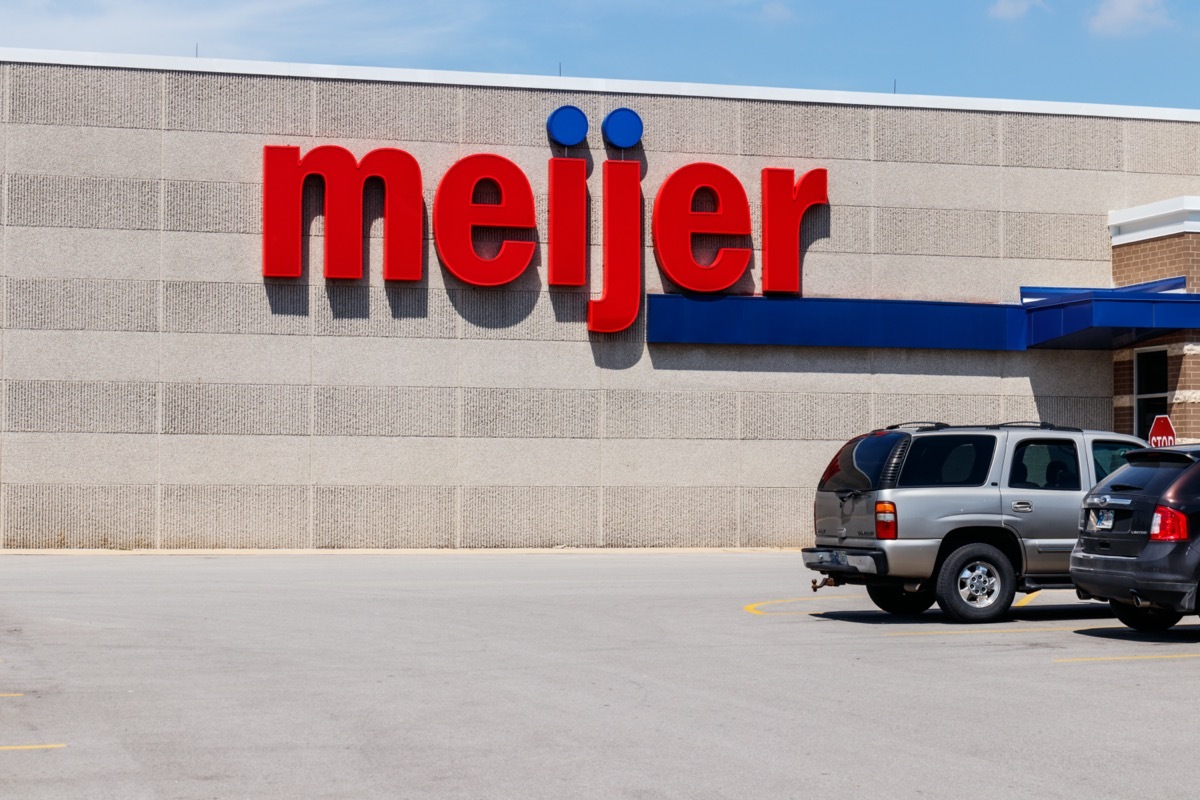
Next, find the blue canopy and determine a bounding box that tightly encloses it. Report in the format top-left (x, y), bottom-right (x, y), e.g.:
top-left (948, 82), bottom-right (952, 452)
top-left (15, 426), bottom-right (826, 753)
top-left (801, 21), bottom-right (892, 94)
top-left (645, 277), bottom-right (1200, 351)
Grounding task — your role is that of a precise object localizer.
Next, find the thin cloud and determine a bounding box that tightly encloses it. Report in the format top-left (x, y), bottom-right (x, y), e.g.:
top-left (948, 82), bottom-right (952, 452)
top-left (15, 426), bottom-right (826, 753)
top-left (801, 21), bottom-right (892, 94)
top-left (1088, 0), bottom-right (1172, 37)
top-left (0, 0), bottom-right (490, 64)
top-left (760, 2), bottom-right (794, 22)
top-left (988, 0), bottom-right (1046, 20)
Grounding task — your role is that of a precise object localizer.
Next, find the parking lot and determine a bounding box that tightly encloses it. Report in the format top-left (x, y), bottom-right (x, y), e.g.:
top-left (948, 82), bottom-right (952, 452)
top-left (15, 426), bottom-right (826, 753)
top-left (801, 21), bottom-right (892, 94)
top-left (3, 552), bottom-right (1200, 799)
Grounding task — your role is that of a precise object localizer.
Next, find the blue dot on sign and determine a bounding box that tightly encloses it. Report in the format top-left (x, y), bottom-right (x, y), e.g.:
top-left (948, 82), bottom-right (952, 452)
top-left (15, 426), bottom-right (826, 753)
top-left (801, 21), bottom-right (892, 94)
top-left (602, 107), bottom-right (643, 149)
top-left (546, 105), bottom-right (588, 147)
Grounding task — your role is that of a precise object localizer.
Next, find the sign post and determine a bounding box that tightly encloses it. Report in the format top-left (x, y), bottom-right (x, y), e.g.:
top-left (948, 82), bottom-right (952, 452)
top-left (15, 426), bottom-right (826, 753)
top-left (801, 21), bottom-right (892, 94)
top-left (1148, 415), bottom-right (1177, 448)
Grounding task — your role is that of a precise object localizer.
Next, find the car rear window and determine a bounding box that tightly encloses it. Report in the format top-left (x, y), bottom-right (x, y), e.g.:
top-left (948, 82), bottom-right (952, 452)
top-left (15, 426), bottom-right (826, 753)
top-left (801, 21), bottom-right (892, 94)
top-left (897, 435), bottom-right (997, 488)
top-left (1095, 460), bottom-right (1190, 497)
top-left (1092, 440), bottom-right (1141, 482)
top-left (818, 432), bottom-right (908, 492)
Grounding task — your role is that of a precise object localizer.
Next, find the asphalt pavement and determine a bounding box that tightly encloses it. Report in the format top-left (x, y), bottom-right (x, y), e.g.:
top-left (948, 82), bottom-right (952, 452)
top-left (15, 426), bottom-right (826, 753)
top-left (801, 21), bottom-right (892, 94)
top-left (2, 552), bottom-right (1199, 799)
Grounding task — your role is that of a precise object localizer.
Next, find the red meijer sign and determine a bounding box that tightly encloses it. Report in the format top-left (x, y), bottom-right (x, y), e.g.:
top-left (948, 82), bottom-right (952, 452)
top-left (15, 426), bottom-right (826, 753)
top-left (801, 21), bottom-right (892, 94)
top-left (261, 145), bottom-right (828, 333)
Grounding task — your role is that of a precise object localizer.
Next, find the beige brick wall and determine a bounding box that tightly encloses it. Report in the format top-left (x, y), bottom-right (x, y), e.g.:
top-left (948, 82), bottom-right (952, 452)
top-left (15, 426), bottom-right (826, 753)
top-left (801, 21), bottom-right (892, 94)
top-left (5, 58), bottom-right (1199, 548)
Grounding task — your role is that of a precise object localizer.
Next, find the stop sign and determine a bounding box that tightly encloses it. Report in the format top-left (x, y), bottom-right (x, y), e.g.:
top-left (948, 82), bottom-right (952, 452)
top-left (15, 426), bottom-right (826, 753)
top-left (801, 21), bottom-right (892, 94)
top-left (1149, 415), bottom-right (1177, 448)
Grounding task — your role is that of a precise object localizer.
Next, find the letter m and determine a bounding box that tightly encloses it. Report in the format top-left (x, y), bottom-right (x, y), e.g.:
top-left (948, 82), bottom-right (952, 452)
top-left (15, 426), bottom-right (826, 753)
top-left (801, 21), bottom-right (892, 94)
top-left (262, 145), bottom-right (423, 280)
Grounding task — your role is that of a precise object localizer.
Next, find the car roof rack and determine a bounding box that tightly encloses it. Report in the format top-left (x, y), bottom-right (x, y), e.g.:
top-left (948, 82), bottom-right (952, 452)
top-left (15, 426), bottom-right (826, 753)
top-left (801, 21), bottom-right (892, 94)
top-left (879, 421), bottom-right (1087, 434)
top-left (987, 421), bottom-right (1083, 432)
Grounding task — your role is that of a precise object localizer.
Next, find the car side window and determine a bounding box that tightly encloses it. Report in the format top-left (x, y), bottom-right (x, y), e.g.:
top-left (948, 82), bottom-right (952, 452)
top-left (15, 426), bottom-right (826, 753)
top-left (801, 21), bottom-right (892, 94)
top-left (1008, 439), bottom-right (1081, 491)
top-left (1092, 440), bottom-right (1140, 482)
top-left (897, 435), bottom-right (997, 488)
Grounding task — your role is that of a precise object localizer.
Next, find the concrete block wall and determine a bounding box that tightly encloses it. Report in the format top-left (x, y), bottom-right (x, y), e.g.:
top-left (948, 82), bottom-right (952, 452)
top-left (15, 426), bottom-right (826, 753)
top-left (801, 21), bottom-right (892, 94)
top-left (2, 58), bottom-right (1196, 548)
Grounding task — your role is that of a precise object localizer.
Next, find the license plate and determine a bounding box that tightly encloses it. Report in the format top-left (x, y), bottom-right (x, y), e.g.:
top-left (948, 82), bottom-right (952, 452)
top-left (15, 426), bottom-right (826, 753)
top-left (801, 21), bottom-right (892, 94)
top-left (817, 550), bottom-right (849, 566)
top-left (1094, 509), bottom-right (1114, 531)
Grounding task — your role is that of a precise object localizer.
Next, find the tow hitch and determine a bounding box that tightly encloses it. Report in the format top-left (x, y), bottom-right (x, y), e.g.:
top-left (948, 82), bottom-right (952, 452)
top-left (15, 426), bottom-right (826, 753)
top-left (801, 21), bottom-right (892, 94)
top-left (811, 576), bottom-right (840, 592)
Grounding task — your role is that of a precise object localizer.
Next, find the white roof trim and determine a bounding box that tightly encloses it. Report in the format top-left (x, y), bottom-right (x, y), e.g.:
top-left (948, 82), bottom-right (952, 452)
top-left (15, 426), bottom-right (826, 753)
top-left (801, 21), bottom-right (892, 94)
top-left (1110, 197), bottom-right (1200, 246)
top-left (5, 46), bottom-right (1200, 122)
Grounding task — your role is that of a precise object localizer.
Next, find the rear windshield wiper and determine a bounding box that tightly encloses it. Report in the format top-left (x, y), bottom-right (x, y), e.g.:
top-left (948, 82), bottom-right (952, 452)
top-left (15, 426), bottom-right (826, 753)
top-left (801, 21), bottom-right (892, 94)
top-left (835, 489), bottom-right (867, 501)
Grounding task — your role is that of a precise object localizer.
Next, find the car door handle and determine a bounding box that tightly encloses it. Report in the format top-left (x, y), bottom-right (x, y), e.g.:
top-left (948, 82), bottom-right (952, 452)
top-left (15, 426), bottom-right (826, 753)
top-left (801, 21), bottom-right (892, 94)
top-left (1011, 501), bottom-right (1034, 513)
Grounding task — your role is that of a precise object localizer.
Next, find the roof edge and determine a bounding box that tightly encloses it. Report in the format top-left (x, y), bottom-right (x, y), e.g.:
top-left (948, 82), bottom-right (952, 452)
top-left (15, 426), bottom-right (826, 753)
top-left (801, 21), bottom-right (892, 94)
top-left (1110, 196), bottom-right (1200, 246)
top-left (4, 46), bottom-right (1200, 122)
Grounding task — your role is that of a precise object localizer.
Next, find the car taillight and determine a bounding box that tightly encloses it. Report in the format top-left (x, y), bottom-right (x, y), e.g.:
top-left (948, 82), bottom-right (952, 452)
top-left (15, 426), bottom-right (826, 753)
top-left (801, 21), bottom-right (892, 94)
top-left (875, 501), bottom-right (897, 540)
top-left (1150, 505), bottom-right (1189, 541)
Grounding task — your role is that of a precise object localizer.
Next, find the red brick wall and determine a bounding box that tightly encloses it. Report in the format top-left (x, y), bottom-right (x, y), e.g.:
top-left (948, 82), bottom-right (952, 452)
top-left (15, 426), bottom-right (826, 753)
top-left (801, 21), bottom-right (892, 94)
top-left (1114, 404), bottom-right (1133, 435)
top-left (1111, 232), bottom-right (1200, 288)
top-left (1110, 237), bottom-right (1200, 439)
top-left (1111, 331), bottom-right (1200, 440)
top-left (1113, 357), bottom-right (1133, 397)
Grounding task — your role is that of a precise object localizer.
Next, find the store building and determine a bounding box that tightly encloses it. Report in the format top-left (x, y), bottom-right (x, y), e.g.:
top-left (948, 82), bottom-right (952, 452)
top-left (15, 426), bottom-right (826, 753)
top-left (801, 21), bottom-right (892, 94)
top-left (1, 48), bottom-right (1200, 549)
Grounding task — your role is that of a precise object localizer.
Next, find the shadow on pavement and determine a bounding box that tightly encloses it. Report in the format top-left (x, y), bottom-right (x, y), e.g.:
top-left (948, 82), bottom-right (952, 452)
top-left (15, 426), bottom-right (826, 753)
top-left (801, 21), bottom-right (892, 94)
top-left (1010, 604), bottom-right (1114, 622)
top-left (1072, 623), bottom-right (1200, 643)
top-left (813, 603), bottom-right (1115, 627)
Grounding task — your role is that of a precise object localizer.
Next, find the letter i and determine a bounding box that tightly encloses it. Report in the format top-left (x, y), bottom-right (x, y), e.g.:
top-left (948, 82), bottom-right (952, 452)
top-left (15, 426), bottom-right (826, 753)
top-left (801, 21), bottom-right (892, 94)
top-left (545, 105), bottom-right (644, 333)
top-left (548, 157), bottom-right (587, 286)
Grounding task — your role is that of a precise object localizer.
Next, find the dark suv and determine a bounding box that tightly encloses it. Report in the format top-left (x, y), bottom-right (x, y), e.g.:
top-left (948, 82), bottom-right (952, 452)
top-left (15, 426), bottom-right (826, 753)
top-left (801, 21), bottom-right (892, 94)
top-left (1072, 445), bottom-right (1200, 632)
top-left (804, 422), bottom-right (1144, 622)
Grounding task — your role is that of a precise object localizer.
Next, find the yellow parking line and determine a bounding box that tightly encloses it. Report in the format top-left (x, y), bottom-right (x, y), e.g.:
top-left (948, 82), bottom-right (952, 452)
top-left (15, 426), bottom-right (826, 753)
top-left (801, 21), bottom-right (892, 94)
top-left (886, 626), bottom-right (1089, 637)
top-left (744, 596), bottom-right (861, 615)
top-left (0, 744), bottom-right (66, 751)
top-left (0, 693), bottom-right (24, 697)
top-left (1055, 653), bottom-right (1200, 664)
top-left (1014, 591), bottom-right (1041, 608)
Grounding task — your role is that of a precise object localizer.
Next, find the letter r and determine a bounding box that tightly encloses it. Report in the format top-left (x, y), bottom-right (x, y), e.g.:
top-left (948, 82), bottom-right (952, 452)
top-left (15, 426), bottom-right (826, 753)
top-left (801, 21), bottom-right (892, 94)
top-left (761, 168), bottom-right (828, 295)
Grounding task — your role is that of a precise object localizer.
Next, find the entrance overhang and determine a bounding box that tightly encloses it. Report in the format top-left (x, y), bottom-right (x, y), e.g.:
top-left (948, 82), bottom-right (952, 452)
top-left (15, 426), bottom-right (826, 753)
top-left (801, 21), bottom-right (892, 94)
top-left (645, 277), bottom-right (1200, 351)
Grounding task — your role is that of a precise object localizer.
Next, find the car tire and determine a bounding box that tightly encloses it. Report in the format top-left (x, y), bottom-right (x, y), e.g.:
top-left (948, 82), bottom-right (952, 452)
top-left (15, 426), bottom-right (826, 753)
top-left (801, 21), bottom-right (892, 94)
top-left (1109, 600), bottom-right (1183, 632)
top-left (934, 543), bottom-right (1017, 623)
top-left (866, 584), bottom-right (936, 616)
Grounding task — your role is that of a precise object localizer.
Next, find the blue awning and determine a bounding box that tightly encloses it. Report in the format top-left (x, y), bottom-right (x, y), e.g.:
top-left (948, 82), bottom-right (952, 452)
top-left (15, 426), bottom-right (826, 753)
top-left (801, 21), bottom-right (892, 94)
top-left (645, 277), bottom-right (1200, 351)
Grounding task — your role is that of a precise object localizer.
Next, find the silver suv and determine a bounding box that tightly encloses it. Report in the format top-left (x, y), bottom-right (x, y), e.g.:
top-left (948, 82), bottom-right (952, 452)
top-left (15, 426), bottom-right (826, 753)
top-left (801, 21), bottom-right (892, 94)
top-left (802, 422), bottom-right (1145, 622)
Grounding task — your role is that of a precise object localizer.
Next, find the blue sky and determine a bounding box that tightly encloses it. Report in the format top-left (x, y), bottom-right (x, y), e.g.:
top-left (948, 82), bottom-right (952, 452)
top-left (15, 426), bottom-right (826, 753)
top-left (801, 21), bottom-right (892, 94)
top-left (1, 0), bottom-right (1197, 108)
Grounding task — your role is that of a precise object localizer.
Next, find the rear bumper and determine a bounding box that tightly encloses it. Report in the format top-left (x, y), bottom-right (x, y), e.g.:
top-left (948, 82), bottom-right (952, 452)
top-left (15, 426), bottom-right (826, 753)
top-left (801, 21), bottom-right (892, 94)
top-left (802, 547), bottom-right (887, 577)
top-left (1070, 543), bottom-right (1200, 613)
top-left (803, 539), bottom-right (941, 581)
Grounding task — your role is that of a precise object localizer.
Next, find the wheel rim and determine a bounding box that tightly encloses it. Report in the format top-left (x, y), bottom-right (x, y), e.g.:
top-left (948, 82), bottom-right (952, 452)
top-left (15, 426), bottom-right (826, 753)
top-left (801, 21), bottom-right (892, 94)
top-left (957, 561), bottom-right (1001, 608)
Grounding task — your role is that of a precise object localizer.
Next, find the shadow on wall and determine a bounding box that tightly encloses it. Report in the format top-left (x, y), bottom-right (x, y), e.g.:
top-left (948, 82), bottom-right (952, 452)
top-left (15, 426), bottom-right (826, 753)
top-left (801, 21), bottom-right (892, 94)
top-left (1027, 353), bottom-right (1115, 430)
top-left (587, 158), bottom-right (831, 369)
top-left (601, 140), bottom-right (648, 179)
top-left (255, 136), bottom-right (1113, 432)
top-left (630, 346), bottom-right (1114, 431)
top-left (260, 138), bottom-right (836, 349)
top-left (264, 279), bottom-right (309, 318)
top-left (258, 171), bottom-right (1112, 430)
top-left (265, 173), bottom-right (604, 329)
